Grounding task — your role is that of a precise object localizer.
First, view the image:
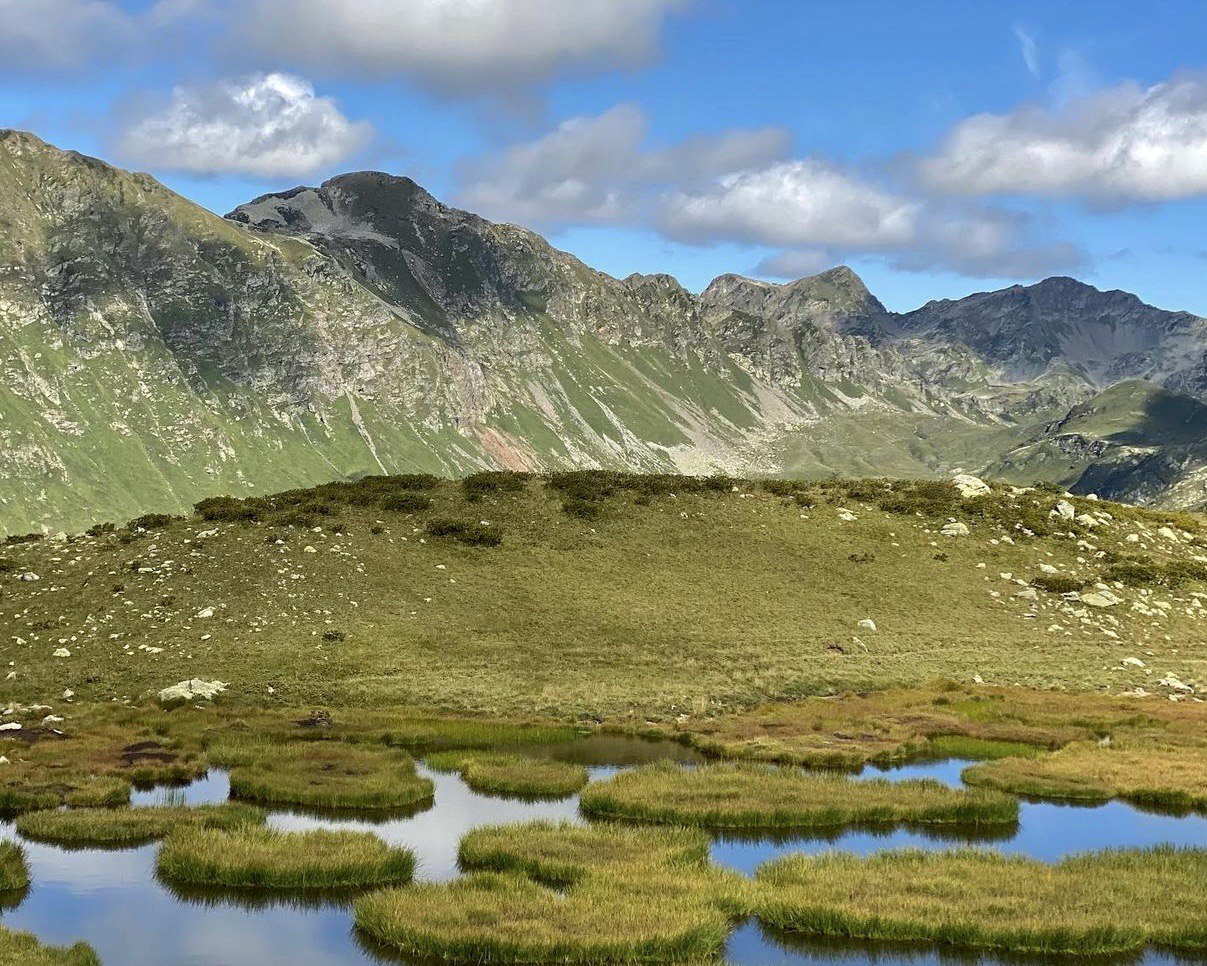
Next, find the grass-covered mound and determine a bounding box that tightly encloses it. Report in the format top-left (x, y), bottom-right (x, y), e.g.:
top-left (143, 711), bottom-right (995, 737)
top-left (15, 803), bottom-right (265, 847)
top-left (579, 762), bottom-right (1017, 829)
top-left (2, 474), bottom-right (1204, 718)
top-left (756, 846), bottom-right (1207, 956)
top-left (355, 821), bottom-right (744, 963)
top-left (425, 751), bottom-right (589, 798)
top-left (157, 826), bottom-right (415, 889)
top-left (0, 842), bottom-right (29, 893)
top-left (964, 735), bottom-right (1207, 809)
top-left (226, 741), bottom-right (434, 811)
top-left (0, 926), bottom-right (98, 966)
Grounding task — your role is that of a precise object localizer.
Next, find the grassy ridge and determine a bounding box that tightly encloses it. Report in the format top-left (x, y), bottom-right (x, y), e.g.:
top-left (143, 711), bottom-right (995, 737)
top-left (579, 762), bottom-right (1018, 829)
top-left (2, 475), bottom-right (1204, 719)
top-left (15, 803), bottom-right (265, 847)
top-left (756, 846), bottom-right (1207, 956)
top-left (157, 826), bottom-right (415, 889)
top-left (356, 821), bottom-right (744, 963)
top-left (0, 842), bottom-right (29, 893)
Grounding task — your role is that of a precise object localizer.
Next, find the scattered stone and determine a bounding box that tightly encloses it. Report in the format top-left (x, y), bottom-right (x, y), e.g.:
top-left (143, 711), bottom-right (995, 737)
top-left (857, 619), bottom-right (877, 632)
top-left (1039, 563), bottom-right (1059, 574)
top-left (304, 545), bottom-right (317, 553)
top-left (157, 679), bottom-right (228, 706)
top-left (0, 723), bottom-right (20, 732)
top-left (940, 521), bottom-right (969, 537)
top-left (1122, 657), bottom-right (1146, 668)
top-left (1081, 591), bottom-right (1121, 608)
top-left (1157, 527), bottom-right (1179, 542)
top-left (196, 606), bottom-right (214, 619)
top-left (1052, 500), bottom-right (1076, 521)
top-left (52, 648), bottom-right (71, 658)
top-left (17, 572), bottom-right (40, 582)
top-left (1014, 588), bottom-right (1039, 601)
top-left (837, 509), bottom-right (857, 522)
top-left (952, 474), bottom-right (991, 498)
top-left (41, 715), bottom-right (63, 724)
top-left (1158, 675), bottom-right (1194, 693)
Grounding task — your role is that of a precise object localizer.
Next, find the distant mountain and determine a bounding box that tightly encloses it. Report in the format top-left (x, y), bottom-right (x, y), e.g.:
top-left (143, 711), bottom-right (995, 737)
top-left (1, 129), bottom-right (1205, 534)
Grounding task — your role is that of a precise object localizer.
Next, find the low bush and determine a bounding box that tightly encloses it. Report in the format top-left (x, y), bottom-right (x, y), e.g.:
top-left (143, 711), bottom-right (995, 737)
top-left (194, 496), bottom-right (260, 523)
top-left (1103, 559), bottom-right (1207, 589)
top-left (128, 513), bottom-right (175, 531)
top-left (1030, 574), bottom-right (1086, 595)
top-left (425, 518), bottom-right (503, 547)
top-left (381, 493), bottom-right (432, 514)
top-left (463, 471), bottom-right (529, 501)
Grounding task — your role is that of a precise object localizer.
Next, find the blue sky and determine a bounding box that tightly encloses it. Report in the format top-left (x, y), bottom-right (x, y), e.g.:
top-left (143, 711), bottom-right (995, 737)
top-left (4, 0), bottom-right (1207, 313)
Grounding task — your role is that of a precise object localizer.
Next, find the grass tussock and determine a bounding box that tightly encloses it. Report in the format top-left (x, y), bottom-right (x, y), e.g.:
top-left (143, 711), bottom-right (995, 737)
top-left (157, 826), bottom-right (415, 889)
top-left (0, 926), bottom-right (98, 966)
top-left (425, 751), bottom-right (588, 798)
top-left (756, 846), bottom-right (1207, 956)
top-left (963, 736), bottom-right (1207, 808)
top-left (925, 735), bottom-right (1044, 761)
top-left (0, 842), bottom-right (29, 893)
top-left (356, 821), bottom-right (743, 963)
top-left (227, 741), bottom-right (434, 811)
top-left (15, 803), bottom-right (265, 847)
top-left (579, 762), bottom-right (1017, 829)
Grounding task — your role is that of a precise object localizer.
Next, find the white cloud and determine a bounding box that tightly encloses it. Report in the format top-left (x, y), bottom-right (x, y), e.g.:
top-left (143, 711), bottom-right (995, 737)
top-left (659, 160), bottom-right (919, 249)
top-left (919, 71), bottom-right (1207, 202)
top-left (233, 0), bottom-right (691, 92)
top-left (1014, 25), bottom-right (1040, 79)
top-left (459, 106), bottom-right (1081, 280)
top-left (116, 73), bottom-right (374, 179)
top-left (458, 104), bottom-right (790, 226)
top-left (0, 0), bottom-right (134, 69)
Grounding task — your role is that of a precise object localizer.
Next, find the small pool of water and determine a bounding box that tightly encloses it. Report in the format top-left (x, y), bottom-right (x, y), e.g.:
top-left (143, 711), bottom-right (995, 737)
top-left (2, 741), bottom-right (1205, 965)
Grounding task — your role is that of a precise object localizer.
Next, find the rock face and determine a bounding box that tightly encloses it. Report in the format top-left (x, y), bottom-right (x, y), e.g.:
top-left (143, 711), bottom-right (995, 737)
top-left (3, 129), bottom-right (1207, 534)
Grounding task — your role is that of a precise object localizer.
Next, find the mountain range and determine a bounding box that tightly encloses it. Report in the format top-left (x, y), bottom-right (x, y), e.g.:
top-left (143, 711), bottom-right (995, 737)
top-left (3, 128), bottom-right (1207, 535)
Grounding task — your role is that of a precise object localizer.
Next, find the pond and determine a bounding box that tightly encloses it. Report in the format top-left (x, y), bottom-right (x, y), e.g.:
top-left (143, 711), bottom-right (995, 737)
top-left (2, 737), bottom-right (1205, 965)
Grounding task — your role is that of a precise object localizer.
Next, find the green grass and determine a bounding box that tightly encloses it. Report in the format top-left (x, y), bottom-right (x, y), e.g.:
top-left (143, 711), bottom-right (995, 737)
top-left (579, 762), bottom-right (1018, 829)
top-left (157, 826), bottom-right (415, 889)
top-left (0, 927), bottom-right (98, 966)
top-left (356, 821), bottom-right (743, 963)
top-left (425, 751), bottom-right (589, 797)
top-left (925, 735), bottom-right (1044, 761)
top-left (227, 741), bottom-right (434, 811)
top-left (63, 776), bottom-right (133, 807)
top-left (756, 846), bottom-right (1207, 956)
top-left (963, 736), bottom-right (1207, 808)
top-left (2, 474), bottom-right (1204, 719)
top-left (14, 803), bottom-right (265, 847)
top-left (0, 842), bottom-right (29, 893)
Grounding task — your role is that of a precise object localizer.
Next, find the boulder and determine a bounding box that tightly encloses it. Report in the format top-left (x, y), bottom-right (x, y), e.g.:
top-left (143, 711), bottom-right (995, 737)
top-left (52, 648), bottom-right (71, 658)
top-left (195, 606), bottom-right (215, 619)
top-left (157, 679), bottom-right (228, 707)
top-left (1052, 500), bottom-right (1076, 520)
top-left (857, 619), bottom-right (878, 632)
top-left (940, 521), bottom-right (970, 537)
top-left (1081, 591), bottom-right (1121, 608)
top-left (952, 474), bottom-right (991, 499)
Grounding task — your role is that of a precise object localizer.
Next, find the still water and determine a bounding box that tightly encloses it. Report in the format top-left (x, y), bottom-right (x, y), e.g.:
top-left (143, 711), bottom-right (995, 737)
top-left (2, 737), bottom-right (1205, 965)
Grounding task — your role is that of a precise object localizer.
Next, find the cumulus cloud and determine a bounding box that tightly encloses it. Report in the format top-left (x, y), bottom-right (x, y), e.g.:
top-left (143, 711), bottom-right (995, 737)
top-left (459, 106), bottom-right (1082, 280)
top-left (0, 0), bottom-right (134, 70)
top-left (919, 71), bottom-right (1207, 203)
top-left (458, 104), bottom-right (791, 226)
top-left (231, 0), bottom-right (691, 93)
top-left (116, 73), bottom-right (374, 179)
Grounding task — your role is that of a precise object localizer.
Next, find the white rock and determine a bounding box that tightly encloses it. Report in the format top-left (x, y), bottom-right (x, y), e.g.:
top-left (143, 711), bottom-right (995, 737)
top-left (0, 756), bottom-right (8, 764)
top-left (41, 715), bottom-right (63, 724)
top-left (1157, 527), bottom-right (1179, 542)
top-left (304, 545), bottom-right (317, 553)
top-left (940, 521), bottom-right (970, 537)
top-left (1125, 534), bottom-right (1141, 543)
top-left (1122, 657), bottom-right (1146, 668)
top-left (196, 606), bottom-right (214, 619)
top-left (1039, 563), bottom-right (1059, 574)
top-left (1159, 675), bottom-right (1194, 693)
top-left (157, 679), bottom-right (228, 706)
top-left (952, 474), bottom-right (991, 498)
top-left (1081, 591), bottom-right (1121, 608)
top-left (17, 572), bottom-right (40, 582)
top-left (837, 509), bottom-right (857, 522)
top-left (52, 648), bottom-right (71, 658)
top-left (62, 689), bottom-right (74, 699)
top-left (1014, 588), bottom-right (1039, 601)
top-left (0, 722), bottom-right (20, 732)
top-left (1052, 500), bottom-right (1076, 521)
top-left (857, 619), bottom-right (878, 632)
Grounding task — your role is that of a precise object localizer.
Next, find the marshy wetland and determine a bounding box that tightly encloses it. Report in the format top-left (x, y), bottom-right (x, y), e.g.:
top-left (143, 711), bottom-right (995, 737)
top-left (4, 475), bottom-right (1207, 962)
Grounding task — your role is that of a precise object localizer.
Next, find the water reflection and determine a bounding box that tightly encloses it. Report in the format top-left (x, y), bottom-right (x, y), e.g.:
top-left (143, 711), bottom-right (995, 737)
top-left (0, 740), bottom-right (1204, 965)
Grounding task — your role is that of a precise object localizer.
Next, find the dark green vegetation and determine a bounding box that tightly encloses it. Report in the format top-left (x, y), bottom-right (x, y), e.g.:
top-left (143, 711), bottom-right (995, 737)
top-left (0, 927), bottom-right (98, 966)
top-left (14, 803), bottom-right (265, 847)
top-left (225, 741), bottom-right (434, 811)
top-left (756, 846), bottom-right (1207, 956)
top-left (3, 474), bottom-right (1204, 719)
top-left (425, 751), bottom-right (588, 798)
top-left (157, 827), bottom-right (415, 889)
top-left (0, 842), bottom-right (29, 893)
top-left (355, 822), bottom-right (743, 963)
top-left (579, 762), bottom-right (1017, 829)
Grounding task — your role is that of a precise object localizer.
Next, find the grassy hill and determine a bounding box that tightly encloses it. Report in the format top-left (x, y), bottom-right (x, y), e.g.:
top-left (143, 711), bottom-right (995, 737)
top-left (2, 472), bottom-right (1204, 719)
